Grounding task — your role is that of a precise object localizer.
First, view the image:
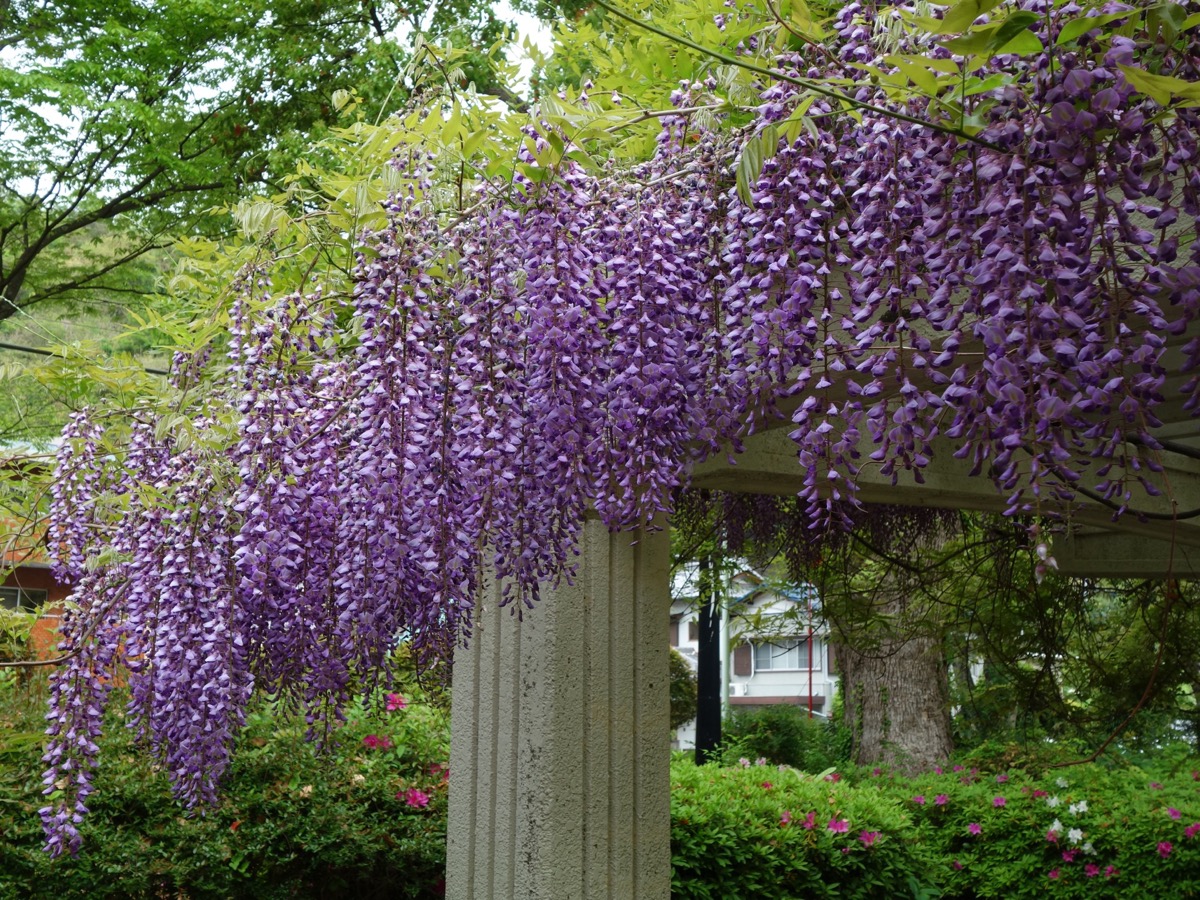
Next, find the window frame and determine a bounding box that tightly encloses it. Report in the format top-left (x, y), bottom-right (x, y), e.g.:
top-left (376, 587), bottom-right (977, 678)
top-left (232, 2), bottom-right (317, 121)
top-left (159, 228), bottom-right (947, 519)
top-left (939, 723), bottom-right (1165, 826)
top-left (752, 637), bottom-right (822, 673)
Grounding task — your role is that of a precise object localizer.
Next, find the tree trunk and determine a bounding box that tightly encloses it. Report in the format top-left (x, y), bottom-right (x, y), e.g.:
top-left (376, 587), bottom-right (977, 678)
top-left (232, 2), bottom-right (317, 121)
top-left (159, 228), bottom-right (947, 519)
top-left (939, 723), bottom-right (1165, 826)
top-left (837, 593), bottom-right (953, 772)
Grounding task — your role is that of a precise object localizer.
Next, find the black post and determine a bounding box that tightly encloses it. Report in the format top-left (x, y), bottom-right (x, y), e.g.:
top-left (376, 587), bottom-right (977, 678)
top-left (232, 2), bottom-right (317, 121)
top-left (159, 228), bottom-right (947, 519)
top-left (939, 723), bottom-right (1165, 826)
top-left (694, 552), bottom-right (722, 764)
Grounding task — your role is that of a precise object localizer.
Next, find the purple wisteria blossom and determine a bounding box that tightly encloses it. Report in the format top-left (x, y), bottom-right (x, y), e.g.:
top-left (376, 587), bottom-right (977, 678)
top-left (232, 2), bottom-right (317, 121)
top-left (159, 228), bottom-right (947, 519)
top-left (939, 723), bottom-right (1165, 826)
top-left (37, 0), bottom-right (1200, 853)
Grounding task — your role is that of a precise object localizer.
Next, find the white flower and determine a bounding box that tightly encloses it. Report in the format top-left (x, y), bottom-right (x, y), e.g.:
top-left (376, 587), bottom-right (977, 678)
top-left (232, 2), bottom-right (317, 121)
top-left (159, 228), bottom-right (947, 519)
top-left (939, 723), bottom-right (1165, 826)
top-left (1069, 800), bottom-right (1088, 815)
top-left (1046, 796), bottom-right (1060, 808)
top-left (1082, 841), bottom-right (1095, 855)
top-left (1068, 828), bottom-right (1083, 844)
top-left (1050, 819), bottom-right (1063, 834)
top-left (1057, 777), bottom-right (1070, 788)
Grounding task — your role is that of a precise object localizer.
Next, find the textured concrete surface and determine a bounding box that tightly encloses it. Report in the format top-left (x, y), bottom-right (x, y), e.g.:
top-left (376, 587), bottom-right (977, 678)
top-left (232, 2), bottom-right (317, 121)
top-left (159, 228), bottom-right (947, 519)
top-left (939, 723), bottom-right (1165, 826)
top-left (447, 518), bottom-right (670, 899)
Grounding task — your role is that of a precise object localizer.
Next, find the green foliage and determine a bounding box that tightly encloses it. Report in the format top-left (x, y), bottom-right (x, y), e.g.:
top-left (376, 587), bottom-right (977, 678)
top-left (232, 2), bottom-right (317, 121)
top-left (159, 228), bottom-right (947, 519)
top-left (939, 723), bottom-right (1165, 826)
top-left (670, 648), bottom-right (699, 731)
top-left (670, 758), bottom-right (936, 899)
top-left (0, 0), bottom-right (535, 322)
top-left (720, 703), bottom-right (852, 772)
top-left (0, 671), bottom-right (449, 899)
top-left (860, 755), bottom-right (1200, 898)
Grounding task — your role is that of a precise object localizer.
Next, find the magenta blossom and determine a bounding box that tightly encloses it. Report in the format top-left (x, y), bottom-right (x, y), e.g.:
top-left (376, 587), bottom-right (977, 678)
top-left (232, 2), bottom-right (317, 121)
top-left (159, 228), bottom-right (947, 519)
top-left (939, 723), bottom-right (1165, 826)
top-left (1085, 864), bottom-right (1100, 878)
top-left (1104, 866), bottom-right (1118, 879)
top-left (403, 788), bottom-right (430, 808)
top-left (934, 794), bottom-right (948, 806)
top-left (968, 823), bottom-right (982, 836)
top-left (802, 811), bottom-right (817, 830)
top-left (912, 795), bottom-right (926, 805)
top-left (993, 796), bottom-right (1006, 807)
top-left (1168, 807), bottom-right (1182, 820)
top-left (828, 818), bottom-right (849, 833)
top-left (780, 811), bottom-right (792, 825)
top-left (1062, 850), bottom-right (1077, 863)
top-left (1049, 869), bottom-right (1060, 881)
top-left (951, 860), bottom-right (963, 871)
top-left (1185, 822), bottom-right (1200, 839)
top-left (1159, 841), bottom-right (1173, 858)
top-left (859, 830), bottom-right (880, 847)
top-left (362, 734), bottom-right (392, 750)
top-left (386, 693), bottom-right (407, 711)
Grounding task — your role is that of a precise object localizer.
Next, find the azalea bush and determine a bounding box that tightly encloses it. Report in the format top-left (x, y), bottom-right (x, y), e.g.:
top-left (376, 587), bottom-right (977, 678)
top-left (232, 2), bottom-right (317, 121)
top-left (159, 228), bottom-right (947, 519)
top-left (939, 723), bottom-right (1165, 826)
top-left (862, 758), bottom-right (1200, 898)
top-left (670, 758), bottom-right (935, 899)
top-left (0, 673), bottom-right (449, 900)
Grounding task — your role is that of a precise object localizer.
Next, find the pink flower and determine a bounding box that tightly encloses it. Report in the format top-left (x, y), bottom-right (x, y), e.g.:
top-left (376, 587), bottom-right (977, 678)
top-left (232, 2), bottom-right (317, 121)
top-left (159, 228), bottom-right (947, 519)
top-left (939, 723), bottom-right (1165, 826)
top-left (362, 734), bottom-right (392, 750)
top-left (1159, 841), bottom-right (1173, 858)
top-left (825, 772), bottom-right (842, 783)
top-left (1185, 822), bottom-right (1200, 839)
top-left (993, 796), bottom-right (1006, 807)
top-left (1047, 829), bottom-right (1059, 843)
top-left (1062, 850), bottom-right (1077, 862)
top-left (859, 830), bottom-right (880, 847)
top-left (1150, 781), bottom-right (1164, 790)
top-left (996, 774), bottom-right (1009, 784)
top-left (951, 860), bottom-right (963, 871)
top-left (828, 818), bottom-right (849, 833)
top-left (1032, 789), bottom-right (1048, 799)
top-left (912, 795), bottom-right (926, 805)
top-left (761, 781), bottom-right (773, 790)
top-left (802, 811), bottom-right (817, 830)
top-left (780, 811), bottom-right (792, 825)
top-left (403, 788), bottom-right (430, 808)
top-left (953, 765), bottom-right (964, 773)
top-left (1168, 807), bottom-right (1182, 820)
top-left (1048, 869), bottom-right (1060, 880)
top-left (385, 692), bottom-right (407, 711)
top-left (1104, 866), bottom-right (1118, 878)
top-left (429, 763), bottom-right (449, 782)
top-left (968, 822), bottom-right (982, 836)
top-left (934, 794), bottom-right (949, 806)
top-left (1085, 864), bottom-right (1100, 878)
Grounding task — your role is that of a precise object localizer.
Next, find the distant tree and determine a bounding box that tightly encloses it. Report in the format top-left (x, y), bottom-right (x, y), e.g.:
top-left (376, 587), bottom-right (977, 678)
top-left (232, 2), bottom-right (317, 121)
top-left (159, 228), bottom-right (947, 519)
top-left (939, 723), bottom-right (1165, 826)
top-left (668, 648), bottom-right (698, 731)
top-left (0, 0), bottom-right (521, 322)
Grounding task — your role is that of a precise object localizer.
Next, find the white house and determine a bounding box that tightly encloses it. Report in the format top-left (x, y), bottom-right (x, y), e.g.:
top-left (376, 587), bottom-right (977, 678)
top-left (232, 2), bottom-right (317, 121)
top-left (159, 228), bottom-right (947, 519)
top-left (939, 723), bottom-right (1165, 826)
top-left (669, 561), bottom-right (838, 750)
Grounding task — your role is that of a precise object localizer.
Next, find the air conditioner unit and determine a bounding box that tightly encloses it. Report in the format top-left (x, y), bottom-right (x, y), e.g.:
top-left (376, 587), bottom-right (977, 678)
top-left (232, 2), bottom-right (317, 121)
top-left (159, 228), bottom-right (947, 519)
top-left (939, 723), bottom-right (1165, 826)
top-left (729, 682), bottom-right (749, 696)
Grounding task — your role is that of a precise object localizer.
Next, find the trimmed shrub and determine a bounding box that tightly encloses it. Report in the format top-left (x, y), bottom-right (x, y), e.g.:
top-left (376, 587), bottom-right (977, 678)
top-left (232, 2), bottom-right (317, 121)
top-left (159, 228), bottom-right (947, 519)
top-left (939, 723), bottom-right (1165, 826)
top-left (721, 703), bottom-right (852, 772)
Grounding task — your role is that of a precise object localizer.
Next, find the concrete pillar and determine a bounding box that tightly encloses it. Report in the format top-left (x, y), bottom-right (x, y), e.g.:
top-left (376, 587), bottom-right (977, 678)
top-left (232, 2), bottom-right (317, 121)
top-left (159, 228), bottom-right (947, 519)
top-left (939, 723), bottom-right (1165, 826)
top-left (446, 517), bottom-right (671, 900)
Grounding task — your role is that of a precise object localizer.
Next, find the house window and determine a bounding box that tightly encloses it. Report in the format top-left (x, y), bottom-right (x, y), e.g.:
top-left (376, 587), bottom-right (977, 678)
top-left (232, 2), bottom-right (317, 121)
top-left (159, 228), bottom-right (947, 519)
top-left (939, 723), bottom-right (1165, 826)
top-left (0, 587), bottom-right (48, 611)
top-left (754, 638), bottom-right (821, 672)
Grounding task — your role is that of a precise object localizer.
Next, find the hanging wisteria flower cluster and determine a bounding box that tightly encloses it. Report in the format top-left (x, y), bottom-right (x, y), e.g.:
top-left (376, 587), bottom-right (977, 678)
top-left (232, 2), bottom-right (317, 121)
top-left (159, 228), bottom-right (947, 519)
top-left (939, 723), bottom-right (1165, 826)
top-left (39, 1), bottom-right (1200, 853)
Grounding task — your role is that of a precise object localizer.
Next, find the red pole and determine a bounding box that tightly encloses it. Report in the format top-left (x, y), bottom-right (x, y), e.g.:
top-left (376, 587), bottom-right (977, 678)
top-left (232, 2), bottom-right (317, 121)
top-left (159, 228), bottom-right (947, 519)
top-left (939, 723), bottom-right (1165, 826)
top-left (807, 592), bottom-right (814, 718)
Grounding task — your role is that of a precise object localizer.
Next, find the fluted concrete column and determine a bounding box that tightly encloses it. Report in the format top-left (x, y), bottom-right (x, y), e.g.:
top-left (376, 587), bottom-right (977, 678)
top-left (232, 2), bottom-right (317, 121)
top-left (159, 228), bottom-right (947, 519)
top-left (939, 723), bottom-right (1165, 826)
top-left (446, 517), bottom-right (671, 900)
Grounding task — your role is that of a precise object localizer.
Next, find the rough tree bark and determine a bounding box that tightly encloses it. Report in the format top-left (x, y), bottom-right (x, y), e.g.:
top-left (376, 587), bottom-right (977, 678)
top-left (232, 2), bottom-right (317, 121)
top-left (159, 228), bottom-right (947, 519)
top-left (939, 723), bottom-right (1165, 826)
top-left (836, 600), bottom-right (953, 772)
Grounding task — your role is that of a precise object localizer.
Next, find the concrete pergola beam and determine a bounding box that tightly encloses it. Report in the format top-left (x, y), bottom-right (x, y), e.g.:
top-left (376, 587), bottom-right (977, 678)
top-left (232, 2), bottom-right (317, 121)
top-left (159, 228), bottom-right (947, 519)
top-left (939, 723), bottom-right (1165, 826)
top-left (689, 426), bottom-right (1200, 572)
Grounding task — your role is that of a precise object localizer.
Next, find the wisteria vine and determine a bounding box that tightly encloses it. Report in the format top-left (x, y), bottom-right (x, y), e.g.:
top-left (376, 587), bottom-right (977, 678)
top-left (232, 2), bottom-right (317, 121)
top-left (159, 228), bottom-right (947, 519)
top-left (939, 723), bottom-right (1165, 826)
top-left (38, 1), bottom-right (1200, 853)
